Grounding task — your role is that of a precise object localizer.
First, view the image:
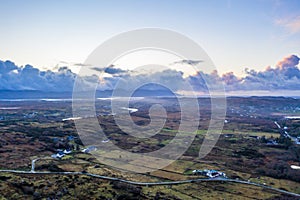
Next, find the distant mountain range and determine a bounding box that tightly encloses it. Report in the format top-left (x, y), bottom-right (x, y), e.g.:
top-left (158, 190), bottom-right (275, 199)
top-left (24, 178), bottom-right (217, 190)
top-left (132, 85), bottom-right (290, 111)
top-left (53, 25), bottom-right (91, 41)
top-left (0, 88), bottom-right (177, 99)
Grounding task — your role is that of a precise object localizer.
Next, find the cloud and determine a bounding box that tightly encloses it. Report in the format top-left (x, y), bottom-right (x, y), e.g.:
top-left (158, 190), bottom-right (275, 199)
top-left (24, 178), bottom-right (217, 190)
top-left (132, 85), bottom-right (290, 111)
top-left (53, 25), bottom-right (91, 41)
top-left (171, 59), bottom-right (203, 66)
top-left (232, 55), bottom-right (300, 90)
top-left (103, 66), bottom-right (127, 75)
top-left (276, 16), bottom-right (300, 34)
top-left (0, 54), bottom-right (299, 94)
top-left (73, 63), bottom-right (91, 67)
top-left (276, 54), bottom-right (299, 69)
top-left (59, 61), bottom-right (91, 67)
top-left (0, 61), bottom-right (78, 91)
top-left (0, 60), bottom-right (17, 74)
top-left (187, 54), bottom-right (300, 92)
top-left (91, 65), bottom-right (127, 75)
top-left (109, 69), bottom-right (186, 92)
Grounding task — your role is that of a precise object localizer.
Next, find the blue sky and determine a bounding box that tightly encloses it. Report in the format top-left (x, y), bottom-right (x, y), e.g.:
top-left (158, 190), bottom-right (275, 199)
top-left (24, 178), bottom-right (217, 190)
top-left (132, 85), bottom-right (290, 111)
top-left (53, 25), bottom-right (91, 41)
top-left (0, 0), bottom-right (299, 76)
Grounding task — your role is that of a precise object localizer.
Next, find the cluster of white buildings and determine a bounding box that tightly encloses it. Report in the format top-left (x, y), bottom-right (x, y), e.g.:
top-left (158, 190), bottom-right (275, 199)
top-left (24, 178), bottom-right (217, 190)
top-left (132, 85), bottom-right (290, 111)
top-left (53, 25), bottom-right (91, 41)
top-left (51, 145), bottom-right (99, 159)
top-left (193, 169), bottom-right (227, 178)
top-left (51, 149), bottom-right (72, 159)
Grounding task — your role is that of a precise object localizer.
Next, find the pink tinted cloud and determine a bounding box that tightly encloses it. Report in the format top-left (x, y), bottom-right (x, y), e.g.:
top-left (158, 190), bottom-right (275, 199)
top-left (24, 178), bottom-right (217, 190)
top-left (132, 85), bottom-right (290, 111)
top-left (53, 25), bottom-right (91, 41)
top-left (276, 16), bottom-right (300, 34)
top-left (276, 54), bottom-right (300, 69)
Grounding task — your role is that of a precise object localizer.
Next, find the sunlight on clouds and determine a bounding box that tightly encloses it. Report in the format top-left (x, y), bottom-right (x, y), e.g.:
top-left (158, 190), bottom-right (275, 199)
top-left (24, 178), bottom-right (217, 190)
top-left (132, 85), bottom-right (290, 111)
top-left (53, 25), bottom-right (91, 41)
top-left (111, 49), bottom-right (200, 78)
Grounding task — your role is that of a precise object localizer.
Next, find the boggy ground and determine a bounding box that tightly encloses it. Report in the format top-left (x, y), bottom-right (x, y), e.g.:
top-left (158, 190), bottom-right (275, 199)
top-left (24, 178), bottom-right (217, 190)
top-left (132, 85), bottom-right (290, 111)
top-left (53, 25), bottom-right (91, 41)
top-left (0, 97), bottom-right (300, 199)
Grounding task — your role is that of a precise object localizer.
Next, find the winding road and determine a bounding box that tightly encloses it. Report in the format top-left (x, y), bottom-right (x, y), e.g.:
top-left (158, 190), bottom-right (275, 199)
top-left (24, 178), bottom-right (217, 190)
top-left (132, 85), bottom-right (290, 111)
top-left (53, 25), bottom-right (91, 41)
top-left (0, 160), bottom-right (300, 198)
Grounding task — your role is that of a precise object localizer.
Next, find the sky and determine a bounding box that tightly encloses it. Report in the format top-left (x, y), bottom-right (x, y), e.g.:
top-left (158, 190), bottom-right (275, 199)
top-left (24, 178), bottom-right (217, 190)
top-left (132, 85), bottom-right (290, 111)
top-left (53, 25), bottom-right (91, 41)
top-left (0, 0), bottom-right (299, 76)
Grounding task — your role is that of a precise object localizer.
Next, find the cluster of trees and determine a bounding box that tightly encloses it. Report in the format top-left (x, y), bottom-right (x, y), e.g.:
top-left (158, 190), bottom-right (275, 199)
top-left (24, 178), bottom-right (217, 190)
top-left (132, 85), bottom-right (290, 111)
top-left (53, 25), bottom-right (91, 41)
top-left (260, 135), bottom-right (293, 149)
top-left (256, 160), bottom-right (300, 182)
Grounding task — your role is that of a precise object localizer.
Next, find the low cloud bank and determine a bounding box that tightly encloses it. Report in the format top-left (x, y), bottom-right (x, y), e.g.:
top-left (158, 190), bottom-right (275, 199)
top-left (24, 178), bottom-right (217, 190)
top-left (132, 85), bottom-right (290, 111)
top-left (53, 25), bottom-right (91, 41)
top-left (187, 54), bottom-right (300, 92)
top-left (0, 55), bottom-right (299, 94)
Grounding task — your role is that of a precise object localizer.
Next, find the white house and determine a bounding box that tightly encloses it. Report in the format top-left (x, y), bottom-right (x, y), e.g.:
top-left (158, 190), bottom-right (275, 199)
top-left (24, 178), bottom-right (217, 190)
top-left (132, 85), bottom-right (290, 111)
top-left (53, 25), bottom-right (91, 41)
top-left (193, 169), bottom-right (227, 178)
top-left (63, 149), bottom-right (72, 154)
